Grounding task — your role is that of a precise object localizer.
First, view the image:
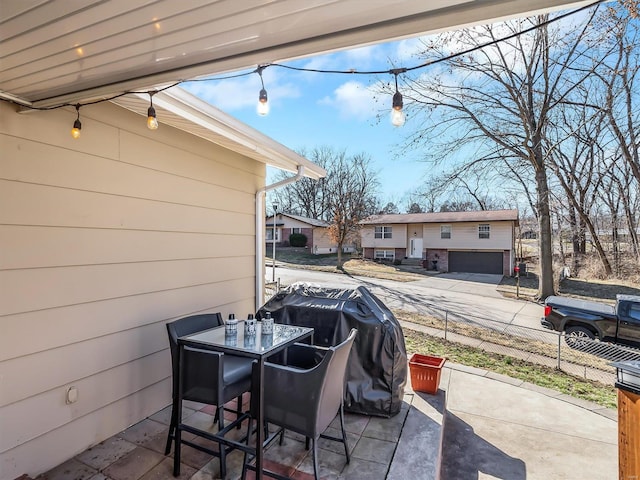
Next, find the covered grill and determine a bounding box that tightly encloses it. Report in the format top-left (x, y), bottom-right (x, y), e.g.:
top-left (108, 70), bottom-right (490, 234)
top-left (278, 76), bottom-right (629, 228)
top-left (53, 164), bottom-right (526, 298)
top-left (258, 283), bottom-right (408, 417)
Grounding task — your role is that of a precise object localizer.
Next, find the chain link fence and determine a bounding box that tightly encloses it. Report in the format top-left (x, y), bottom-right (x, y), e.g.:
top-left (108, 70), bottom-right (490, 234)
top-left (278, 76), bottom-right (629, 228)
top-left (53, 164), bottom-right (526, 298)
top-left (423, 307), bottom-right (640, 385)
top-left (264, 279), bottom-right (637, 385)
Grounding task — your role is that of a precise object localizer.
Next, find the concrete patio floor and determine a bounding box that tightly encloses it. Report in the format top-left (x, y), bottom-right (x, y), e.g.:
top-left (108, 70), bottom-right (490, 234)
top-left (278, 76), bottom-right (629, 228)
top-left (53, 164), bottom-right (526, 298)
top-left (34, 392), bottom-right (413, 480)
top-left (33, 363), bottom-right (618, 480)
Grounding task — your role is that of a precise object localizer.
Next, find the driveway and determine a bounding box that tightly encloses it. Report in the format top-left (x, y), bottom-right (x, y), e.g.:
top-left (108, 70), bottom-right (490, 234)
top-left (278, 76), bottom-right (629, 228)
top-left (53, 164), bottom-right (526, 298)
top-left (267, 266), bottom-right (544, 332)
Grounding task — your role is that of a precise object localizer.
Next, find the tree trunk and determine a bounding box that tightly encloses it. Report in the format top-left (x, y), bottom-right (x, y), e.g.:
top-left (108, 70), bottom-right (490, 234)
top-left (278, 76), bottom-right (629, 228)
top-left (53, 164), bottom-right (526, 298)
top-left (569, 207), bottom-right (581, 273)
top-left (579, 209), bottom-right (613, 275)
top-left (557, 214), bottom-right (566, 266)
top-left (626, 209), bottom-right (640, 259)
top-left (535, 167), bottom-right (555, 299)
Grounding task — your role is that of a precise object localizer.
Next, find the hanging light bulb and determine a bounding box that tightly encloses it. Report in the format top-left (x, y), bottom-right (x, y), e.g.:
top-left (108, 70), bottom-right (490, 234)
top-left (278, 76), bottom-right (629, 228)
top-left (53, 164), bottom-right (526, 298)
top-left (71, 104), bottom-right (82, 139)
top-left (257, 87), bottom-right (269, 116)
top-left (147, 92), bottom-right (158, 130)
top-left (391, 71), bottom-right (405, 127)
top-left (256, 65), bottom-right (269, 116)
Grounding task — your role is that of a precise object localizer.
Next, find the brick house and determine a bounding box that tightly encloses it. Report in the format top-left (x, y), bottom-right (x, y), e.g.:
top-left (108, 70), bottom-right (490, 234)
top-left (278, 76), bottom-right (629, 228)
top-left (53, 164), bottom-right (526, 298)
top-left (266, 213), bottom-right (356, 254)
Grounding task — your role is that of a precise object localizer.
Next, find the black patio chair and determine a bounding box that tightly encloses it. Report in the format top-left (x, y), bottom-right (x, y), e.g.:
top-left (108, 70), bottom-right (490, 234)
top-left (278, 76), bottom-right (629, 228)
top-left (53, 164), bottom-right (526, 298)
top-left (242, 328), bottom-right (358, 480)
top-left (165, 313), bottom-right (253, 479)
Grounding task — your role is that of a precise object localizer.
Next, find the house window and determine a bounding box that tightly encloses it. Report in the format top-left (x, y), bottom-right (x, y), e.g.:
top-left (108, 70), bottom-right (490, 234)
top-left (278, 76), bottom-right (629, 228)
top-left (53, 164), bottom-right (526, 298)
top-left (479, 224), bottom-right (490, 239)
top-left (374, 226), bottom-right (392, 239)
top-left (440, 225), bottom-right (451, 239)
top-left (291, 228), bottom-right (301, 234)
top-left (266, 229), bottom-right (280, 241)
top-left (374, 250), bottom-right (395, 260)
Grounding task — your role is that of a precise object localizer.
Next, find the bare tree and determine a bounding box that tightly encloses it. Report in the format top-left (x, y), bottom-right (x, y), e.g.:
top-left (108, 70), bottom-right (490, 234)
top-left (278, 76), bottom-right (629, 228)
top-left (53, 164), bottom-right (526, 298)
top-left (270, 146), bottom-right (333, 218)
top-left (546, 87), bottom-right (614, 275)
top-left (598, 2), bottom-right (640, 185)
top-left (379, 202), bottom-right (400, 214)
top-left (397, 8), bottom-right (605, 298)
top-left (406, 202), bottom-right (424, 213)
top-left (324, 152), bottom-right (380, 268)
top-left (271, 147), bottom-right (380, 268)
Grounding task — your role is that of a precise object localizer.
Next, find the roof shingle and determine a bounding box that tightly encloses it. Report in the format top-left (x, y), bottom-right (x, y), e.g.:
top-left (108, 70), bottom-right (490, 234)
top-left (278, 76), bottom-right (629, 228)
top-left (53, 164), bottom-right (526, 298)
top-left (360, 209), bottom-right (519, 225)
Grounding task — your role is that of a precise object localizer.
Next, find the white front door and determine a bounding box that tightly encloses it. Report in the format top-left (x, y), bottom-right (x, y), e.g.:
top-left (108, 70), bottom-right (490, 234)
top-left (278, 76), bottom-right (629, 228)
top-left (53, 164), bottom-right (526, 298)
top-left (409, 238), bottom-right (423, 258)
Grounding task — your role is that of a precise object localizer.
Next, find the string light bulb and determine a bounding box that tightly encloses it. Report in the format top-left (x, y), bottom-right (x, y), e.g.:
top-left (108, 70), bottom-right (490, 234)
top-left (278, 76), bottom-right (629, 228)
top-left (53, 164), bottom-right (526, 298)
top-left (391, 71), bottom-right (405, 127)
top-left (71, 104), bottom-right (82, 139)
top-left (256, 65), bottom-right (269, 116)
top-left (147, 92), bottom-right (158, 130)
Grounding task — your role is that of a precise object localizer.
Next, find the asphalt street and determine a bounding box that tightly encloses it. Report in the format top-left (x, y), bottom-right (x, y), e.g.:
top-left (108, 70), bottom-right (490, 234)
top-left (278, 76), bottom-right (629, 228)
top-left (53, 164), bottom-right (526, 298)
top-left (267, 266), bottom-right (545, 332)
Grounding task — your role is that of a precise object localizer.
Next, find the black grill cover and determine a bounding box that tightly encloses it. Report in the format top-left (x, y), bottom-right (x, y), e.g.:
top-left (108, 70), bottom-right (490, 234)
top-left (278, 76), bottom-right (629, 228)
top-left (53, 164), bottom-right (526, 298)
top-left (258, 283), bottom-right (407, 418)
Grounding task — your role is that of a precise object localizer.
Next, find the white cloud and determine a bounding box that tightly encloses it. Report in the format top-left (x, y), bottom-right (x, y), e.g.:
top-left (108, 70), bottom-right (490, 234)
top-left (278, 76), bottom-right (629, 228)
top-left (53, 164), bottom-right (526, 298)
top-left (344, 45), bottom-right (380, 63)
top-left (394, 37), bottom-right (431, 62)
top-left (318, 80), bottom-right (378, 120)
top-left (298, 43), bottom-right (387, 78)
top-left (183, 67), bottom-right (300, 112)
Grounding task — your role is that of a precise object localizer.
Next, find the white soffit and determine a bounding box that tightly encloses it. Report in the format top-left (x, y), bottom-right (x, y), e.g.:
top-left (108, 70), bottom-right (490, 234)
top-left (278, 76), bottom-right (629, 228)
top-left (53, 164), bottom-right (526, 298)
top-left (111, 87), bottom-right (327, 180)
top-left (0, 0), bottom-right (594, 108)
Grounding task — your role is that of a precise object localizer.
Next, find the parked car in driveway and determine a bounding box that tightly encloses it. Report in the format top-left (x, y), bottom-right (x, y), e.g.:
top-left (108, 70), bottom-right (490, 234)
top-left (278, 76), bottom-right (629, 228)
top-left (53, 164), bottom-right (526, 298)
top-left (541, 294), bottom-right (640, 348)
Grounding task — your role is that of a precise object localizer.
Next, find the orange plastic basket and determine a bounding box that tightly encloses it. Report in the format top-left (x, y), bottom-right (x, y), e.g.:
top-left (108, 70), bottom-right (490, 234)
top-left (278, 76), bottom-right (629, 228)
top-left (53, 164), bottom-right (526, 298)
top-left (409, 353), bottom-right (446, 394)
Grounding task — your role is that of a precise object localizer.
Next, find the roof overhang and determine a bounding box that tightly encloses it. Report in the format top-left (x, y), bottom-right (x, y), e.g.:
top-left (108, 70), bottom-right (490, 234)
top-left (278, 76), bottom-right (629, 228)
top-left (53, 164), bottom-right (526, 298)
top-left (1, 1), bottom-right (594, 108)
top-left (111, 87), bottom-right (326, 180)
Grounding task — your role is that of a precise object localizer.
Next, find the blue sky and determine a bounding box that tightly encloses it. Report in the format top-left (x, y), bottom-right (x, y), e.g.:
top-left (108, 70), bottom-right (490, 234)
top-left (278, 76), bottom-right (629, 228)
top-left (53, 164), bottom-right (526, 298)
top-left (183, 37), bottom-right (429, 205)
top-left (180, 4), bottom-right (593, 211)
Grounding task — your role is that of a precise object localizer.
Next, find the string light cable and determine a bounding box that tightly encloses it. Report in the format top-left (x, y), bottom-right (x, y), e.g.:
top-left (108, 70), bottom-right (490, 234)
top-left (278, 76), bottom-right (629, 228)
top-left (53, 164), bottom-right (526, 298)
top-left (0, 0), bottom-right (603, 134)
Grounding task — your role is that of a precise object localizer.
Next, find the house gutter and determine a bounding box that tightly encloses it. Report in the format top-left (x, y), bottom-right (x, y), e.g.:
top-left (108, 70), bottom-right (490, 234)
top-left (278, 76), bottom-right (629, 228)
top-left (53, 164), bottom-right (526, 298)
top-left (255, 165), bottom-right (305, 310)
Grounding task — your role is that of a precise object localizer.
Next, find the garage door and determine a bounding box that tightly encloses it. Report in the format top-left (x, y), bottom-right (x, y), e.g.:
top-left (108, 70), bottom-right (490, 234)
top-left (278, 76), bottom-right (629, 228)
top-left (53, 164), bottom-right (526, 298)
top-left (448, 251), bottom-right (503, 274)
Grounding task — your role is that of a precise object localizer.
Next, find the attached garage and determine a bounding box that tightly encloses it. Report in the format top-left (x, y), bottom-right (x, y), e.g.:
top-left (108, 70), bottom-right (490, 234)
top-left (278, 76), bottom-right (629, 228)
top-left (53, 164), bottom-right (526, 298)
top-left (448, 251), bottom-right (504, 274)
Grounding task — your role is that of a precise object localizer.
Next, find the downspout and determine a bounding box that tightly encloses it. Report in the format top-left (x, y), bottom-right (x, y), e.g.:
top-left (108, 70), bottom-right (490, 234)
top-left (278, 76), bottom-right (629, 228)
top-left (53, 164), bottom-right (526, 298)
top-left (255, 165), bottom-right (305, 310)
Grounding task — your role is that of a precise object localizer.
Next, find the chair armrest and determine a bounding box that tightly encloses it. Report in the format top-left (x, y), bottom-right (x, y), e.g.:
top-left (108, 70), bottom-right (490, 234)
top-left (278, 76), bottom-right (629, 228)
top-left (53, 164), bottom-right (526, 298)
top-left (262, 361), bottom-right (326, 409)
top-left (182, 346), bottom-right (223, 372)
top-left (284, 343), bottom-right (329, 369)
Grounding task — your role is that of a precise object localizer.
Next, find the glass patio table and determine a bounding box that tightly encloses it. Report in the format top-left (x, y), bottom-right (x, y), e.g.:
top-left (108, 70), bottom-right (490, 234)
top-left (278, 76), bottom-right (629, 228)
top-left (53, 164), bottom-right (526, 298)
top-left (177, 321), bottom-right (314, 480)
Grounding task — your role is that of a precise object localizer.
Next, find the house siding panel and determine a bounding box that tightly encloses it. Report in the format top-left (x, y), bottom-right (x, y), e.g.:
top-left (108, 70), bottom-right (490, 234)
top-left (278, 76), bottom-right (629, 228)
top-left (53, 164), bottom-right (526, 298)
top-left (0, 101), bottom-right (263, 478)
top-left (313, 227), bottom-right (338, 253)
top-left (360, 225), bottom-right (407, 248)
top-left (424, 221), bottom-right (513, 249)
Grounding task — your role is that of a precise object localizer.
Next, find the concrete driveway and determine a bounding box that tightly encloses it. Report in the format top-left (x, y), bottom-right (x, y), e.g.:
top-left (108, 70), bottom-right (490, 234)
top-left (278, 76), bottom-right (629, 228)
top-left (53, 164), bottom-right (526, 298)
top-left (268, 267), bottom-right (545, 332)
top-left (414, 272), bottom-right (505, 298)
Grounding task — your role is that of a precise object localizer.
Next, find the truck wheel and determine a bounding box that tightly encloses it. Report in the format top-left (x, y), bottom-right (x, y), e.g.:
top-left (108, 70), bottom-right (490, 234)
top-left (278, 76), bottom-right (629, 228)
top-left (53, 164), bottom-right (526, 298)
top-left (565, 326), bottom-right (595, 350)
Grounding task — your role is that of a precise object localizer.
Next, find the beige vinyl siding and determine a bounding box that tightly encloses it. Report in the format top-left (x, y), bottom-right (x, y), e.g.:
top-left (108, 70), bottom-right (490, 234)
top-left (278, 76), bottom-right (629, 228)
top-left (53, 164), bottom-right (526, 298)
top-left (360, 224), bottom-right (407, 248)
top-left (424, 221), bottom-right (513, 249)
top-left (313, 227), bottom-right (338, 253)
top-left (0, 101), bottom-right (263, 477)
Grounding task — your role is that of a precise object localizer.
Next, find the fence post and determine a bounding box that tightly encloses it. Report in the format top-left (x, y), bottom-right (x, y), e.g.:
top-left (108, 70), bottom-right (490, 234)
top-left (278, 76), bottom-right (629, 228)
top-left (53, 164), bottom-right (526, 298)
top-left (444, 311), bottom-right (448, 341)
top-left (557, 332), bottom-right (561, 370)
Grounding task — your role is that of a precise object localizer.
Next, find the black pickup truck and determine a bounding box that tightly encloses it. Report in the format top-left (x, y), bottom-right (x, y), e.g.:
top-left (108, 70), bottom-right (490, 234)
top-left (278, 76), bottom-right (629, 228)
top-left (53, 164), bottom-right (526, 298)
top-left (541, 294), bottom-right (640, 348)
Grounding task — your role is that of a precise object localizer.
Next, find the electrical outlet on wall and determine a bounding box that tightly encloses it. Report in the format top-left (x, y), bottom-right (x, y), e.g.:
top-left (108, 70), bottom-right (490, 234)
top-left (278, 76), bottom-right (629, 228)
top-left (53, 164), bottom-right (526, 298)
top-left (66, 386), bottom-right (78, 404)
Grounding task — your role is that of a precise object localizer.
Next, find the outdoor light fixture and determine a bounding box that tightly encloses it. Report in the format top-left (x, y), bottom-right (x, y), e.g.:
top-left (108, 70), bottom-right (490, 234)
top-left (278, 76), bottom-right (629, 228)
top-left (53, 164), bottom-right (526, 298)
top-left (256, 65), bottom-right (270, 116)
top-left (147, 92), bottom-right (158, 130)
top-left (391, 71), bottom-right (405, 127)
top-left (612, 360), bottom-right (640, 394)
top-left (71, 104), bottom-right (82, 139)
